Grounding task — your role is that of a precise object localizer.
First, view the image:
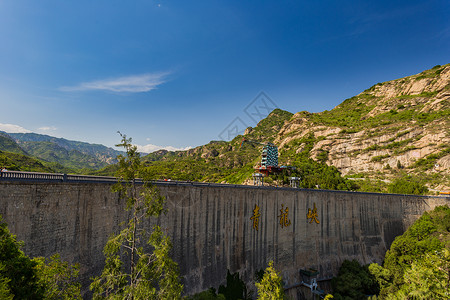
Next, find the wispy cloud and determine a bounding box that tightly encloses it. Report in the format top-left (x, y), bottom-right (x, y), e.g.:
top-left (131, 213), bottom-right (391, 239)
top-left (60, 72), bottom-right (171, 93)
top-left (134, 143), bottom-right (192, 154)
top-left (0, 123), bottom-right (32, 133)
top-left (38, 126), bottom-right (57, 132)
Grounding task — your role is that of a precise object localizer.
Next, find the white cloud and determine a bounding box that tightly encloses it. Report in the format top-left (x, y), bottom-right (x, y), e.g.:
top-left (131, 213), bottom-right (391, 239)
top-left (60, 72), bottom-right (171, 93)
top-left (0, 123), bottom-right (32, 133)
top-left (38, 126), bottom-right (57, 131)
top-left (135, 143), bottom-right (192, 153)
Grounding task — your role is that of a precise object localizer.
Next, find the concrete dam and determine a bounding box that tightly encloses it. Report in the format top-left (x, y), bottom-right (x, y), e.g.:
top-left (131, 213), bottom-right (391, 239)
top-left (1, 172), bottom-right (449, 295)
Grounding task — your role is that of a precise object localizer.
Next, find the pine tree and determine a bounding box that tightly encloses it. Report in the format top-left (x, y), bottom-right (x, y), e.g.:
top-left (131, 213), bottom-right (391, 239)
top-left (255, 261), bottom-right (285, 300)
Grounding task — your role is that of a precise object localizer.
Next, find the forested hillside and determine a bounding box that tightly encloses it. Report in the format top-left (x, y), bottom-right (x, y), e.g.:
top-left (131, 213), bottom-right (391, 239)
top-left (0, 132), bottom-right (123, 173)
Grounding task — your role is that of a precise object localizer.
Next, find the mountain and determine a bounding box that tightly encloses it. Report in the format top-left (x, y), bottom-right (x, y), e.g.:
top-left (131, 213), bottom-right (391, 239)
top-left (140, 109), bottom-right (296, 184)
top-left (0, 132), bottom-right (52, 172)
top-left (0, 132), bottom-right (124, 172)
top-left (6, 132), bottom-right (123, 164)
top-left (274, 64), bottom-right (449, 191)
top-left (1, 64), bottom-right (448, 193)
top-left (0, 132), bottom-right (27, 155)
top-left (0, 150), bottom-right (54, 172)
top-left (17, 141), bottom-right (108, 170)
top-left (133, 64), bottom-right (449, 193)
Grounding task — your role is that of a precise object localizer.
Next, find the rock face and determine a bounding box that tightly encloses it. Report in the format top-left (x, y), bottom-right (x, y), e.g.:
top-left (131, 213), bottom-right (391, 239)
top-left (274, 64), bottom-right (450, 190)
top-left (143, 64), bottom-right (449, 190)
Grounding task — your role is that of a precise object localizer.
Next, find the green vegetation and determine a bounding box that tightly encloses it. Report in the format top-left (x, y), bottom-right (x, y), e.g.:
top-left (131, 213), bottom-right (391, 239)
top-left (370, 154), bottom-right (389, 162)
top-left (415, 64), bottom-right (447, 80)
top-left (0, 150), bottom-right (54, 172)
top-left (218, 271), bottom-right (252, 300)
top-left (188, 288), bottom-right (226, 300)
top-left (411, 146), bottom-right (450, 171)
top-left (187, 270), bottom-right (250, 300)
top-left (0, 133), bottom-right (27, 155)
top-left (7, 132), bottom-right (122, 160)
top-left (90, 133), bottom-right (182, 299)
top-left (331, 260), bottom-right (378, 299)
top-left (189, 262), bottom-right (285, 300)
top-left (349, 178), bottom-right (388, 194)
top-left (0, 215), bottom-right (81, 299)
top-left (244, 109), bottom-right (293, 142)
top-left (19, 141), bottom-right (108, 170)
top-left (369, 205), bottom-right (450, 298)
top-left (34, 254), bottom-right (81, 299)
top-left (130, 109), bottom-right (295, 185)
top-left (255, 261), bottom-right (285, 300)
top-left (1, 64), bottom-right (448, 192)
top-left (297, 63), bottom-right (449, 135)
top-left (388, 175), bottom-right (429, 195)
top-left (0, 131), bottom-right (123, 174)
top-left (328, 206), bottom-right (450, 299)
top-left (278, 134), bottom-right (356, 190)
top-left (0, 215), bottom-right (45, 298)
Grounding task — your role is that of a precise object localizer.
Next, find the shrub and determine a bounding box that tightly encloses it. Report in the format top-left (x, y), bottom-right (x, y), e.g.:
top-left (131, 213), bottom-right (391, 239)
top-left (331, 260), bottom-right (378, 299)
top-left (255, 261), bottom-right (285, 300)
top-left (370, 206), bottom-right (450, 298)
top-left (388, 175), bottom-right (428, 195)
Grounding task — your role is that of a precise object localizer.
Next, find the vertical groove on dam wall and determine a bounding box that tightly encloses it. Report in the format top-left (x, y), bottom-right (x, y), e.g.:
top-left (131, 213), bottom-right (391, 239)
top-left (0, 181), bottom-right (449, 295)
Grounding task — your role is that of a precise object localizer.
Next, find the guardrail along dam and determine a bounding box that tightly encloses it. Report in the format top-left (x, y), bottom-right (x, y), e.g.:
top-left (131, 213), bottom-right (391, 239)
top-left (1, 174), bottom-right (449, 296)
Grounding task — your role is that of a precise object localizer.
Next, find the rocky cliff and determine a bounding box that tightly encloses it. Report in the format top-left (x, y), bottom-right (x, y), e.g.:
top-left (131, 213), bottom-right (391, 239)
top-left (275, 64), bottom-right (449, 190)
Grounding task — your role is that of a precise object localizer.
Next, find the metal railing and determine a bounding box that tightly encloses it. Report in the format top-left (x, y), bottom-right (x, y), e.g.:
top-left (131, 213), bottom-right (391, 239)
top-left (2, 171), bottom-right (441, 196)
top-left (0, 170), bottom-right (118, 183)
top-left (0, 170), bottom-right (270, 189)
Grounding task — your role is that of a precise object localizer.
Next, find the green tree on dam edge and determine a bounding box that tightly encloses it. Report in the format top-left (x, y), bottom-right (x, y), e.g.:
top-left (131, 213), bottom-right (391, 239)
top-left (90, 133), bottom-right (183, 299)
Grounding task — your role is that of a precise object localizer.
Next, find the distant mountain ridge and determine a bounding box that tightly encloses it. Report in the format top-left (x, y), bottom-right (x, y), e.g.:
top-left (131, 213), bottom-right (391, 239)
top-left (6, 132), bottom-right (123, 164)
top-left (0, 131), bottom-right (124, 172)
top-left (0, 132), bottom-right (27, 155)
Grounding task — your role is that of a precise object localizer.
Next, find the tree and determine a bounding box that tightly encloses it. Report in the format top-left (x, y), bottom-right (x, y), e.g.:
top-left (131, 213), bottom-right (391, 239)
top-left (34, 254), bottom-right (82, 299)
top-left (255, 261), bottom-right (285, 300)
top-left (0, 215), bottom-right (81, 299)
top-left (331, 260), bottom-right (378, 299)
top-left (369, 206), bottom-right (450, 298)
top-left (388, 175), bottom-right (428, 195)
top-left (188, 288), bottom-right (226, 300)
top-left (0, 265), bottom-right (13, 300)
top-left (218, 270), bottom-right (252, 300)
top-left (392, 249), bottom-right (450, 299)
top-left (0, 215), bottom-right (44, 299)
top-left (90, 133), bottom-right (183, 299)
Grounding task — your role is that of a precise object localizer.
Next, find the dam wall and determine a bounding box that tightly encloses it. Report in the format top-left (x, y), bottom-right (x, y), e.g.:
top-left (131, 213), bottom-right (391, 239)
top-left (0, 179), bottom-right (449, 295)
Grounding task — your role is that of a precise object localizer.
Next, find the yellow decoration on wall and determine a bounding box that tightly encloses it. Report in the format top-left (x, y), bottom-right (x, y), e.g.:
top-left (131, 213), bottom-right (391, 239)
top-left (278, 204), bottom-right (291, 228)
top-left (307, 203), bottom-right (320, 224)
top-left (250, 204), bottom-right (261, 231)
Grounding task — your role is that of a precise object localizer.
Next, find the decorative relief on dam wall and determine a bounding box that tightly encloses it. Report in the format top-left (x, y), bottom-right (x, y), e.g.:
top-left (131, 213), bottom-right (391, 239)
top-left (0, 181), bottom-right (448, 295)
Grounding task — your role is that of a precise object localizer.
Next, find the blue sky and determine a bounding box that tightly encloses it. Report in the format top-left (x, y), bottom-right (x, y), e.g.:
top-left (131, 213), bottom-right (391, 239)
top-left (0, 0), bottom-right (449, 152)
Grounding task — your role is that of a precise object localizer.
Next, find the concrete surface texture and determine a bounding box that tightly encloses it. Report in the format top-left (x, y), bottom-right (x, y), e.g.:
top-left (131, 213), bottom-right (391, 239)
top-left (0, 181), bottom-right (448, 295)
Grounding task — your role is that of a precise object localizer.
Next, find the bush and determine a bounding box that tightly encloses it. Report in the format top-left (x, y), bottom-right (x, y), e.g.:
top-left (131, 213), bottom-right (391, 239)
top-left (331, 260), bottom-right (378, 299)
top-left (0, 215), bottom-right (81, 299)
top-left (370, 206), bottom-right (450, 298)
top-left (188, 288), bottom-right (226, 300)
top-left (388, 175), bottom-right (428, 195)
top-left (255, 261), bottom-right (285, 300)
top-left (218, 270), bottom-right (251, 300)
